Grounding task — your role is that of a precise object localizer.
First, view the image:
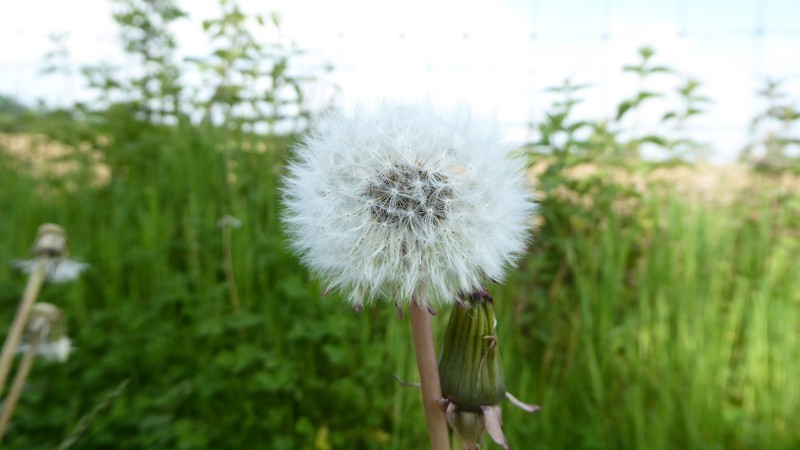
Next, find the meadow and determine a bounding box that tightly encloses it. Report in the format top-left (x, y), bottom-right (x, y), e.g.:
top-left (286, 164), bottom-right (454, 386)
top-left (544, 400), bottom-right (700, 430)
top-left (1, 105), bottom-right (799, 449)
top-left (1, 1), bottom-right (800, 448)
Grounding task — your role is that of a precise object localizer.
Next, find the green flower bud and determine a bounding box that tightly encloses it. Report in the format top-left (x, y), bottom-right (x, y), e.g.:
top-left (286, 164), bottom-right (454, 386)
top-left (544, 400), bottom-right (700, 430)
top-left (438, 292), bottom-right (506, 412)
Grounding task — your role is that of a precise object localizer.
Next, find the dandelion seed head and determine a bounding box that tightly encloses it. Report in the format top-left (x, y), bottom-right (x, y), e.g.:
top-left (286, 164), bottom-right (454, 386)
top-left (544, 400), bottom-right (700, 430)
top-left (363, 162), bottom-right (453, 228)
top-left (14, 224), bottom-right (87, 283)
top-left (41, 337), bottom-right (73, 363)
top-left (17, 303), bottom-right (73, 363)
top-left (217, 215), bottom-right (242, 229)
top-left (13, 259), bottom-right (89, 283)
top-left (282, 102), bottom-right (535, 307)
top-left (17, 337), bottom-right (73, 363)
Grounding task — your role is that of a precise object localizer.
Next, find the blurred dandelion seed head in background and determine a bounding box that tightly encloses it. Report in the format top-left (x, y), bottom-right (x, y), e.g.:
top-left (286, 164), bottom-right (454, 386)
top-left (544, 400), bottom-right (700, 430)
top-left (32, 223), bottom-right (68, 258)
top-left (217, 215), bottom-right (242, 229)
top-left (12, 259), bottom-right (89, 284)
top-left (18, 336), bottom-right (73, 363)
top-left (13, 223), bottom-right (88, 283)
top-left (282, 102), bottom-right (535, 308)
top-left (17, 302), bottom-right (73, 363)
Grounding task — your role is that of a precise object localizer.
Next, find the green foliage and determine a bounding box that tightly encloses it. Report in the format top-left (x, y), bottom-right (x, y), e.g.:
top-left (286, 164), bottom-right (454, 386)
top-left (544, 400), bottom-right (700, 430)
top-left (527, 74), bottom-right (645, 303)
top-left (190, 1), bottom-right (315, 133)
top-left (1, 122), bottom-right (406, 448)
top-left (74, 0), bottom-right (315, 136)
top-left (497, 190), bottom-right (800, 450)
top-left (741, 78), bottom-right (800, 173)
top-left (0, 96), bottom-right (32, 132)
top-left (88, 0), bottom-right (187, 122)
top-left (526, 47), bottom-right (713, 298)
top-left (617, 46), bottom-right (671, 123)
top-left (2, 1), bottom-right (378, 448)
top-left (516, 45), bottom-right (800, 449)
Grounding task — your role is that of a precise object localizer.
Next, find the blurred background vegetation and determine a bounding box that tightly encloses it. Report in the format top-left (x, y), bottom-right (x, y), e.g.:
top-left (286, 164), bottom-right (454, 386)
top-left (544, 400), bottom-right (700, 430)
top-left (1, 0), bottom-right (799, 448)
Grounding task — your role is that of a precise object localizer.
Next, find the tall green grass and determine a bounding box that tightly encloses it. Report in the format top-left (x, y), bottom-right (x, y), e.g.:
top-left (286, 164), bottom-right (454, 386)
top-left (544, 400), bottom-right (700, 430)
top-left (1, 122), bottom-right (799, 449)
top-left (494, 189), bottom-right (800, 450)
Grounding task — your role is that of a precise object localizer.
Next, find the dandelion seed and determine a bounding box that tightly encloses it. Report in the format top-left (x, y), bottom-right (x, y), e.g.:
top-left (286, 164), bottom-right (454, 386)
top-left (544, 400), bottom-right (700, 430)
top-left (282, 102), bottom-right (534, 308)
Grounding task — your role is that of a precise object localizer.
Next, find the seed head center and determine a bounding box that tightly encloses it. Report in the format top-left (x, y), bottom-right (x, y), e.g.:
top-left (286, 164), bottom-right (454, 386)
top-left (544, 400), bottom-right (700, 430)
top-left (365, 163), bottom-right (451, 227)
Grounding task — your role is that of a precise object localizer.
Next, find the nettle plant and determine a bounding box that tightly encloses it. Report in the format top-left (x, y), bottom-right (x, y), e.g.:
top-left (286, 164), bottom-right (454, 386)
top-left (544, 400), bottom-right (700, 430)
top-left (188, 0), bottom-right (317, 134)
top-left (741, 78), bottom-right (800, 173)
top-left (525, 46), bottom-right (710, 302)
top-left (78, 0), bottom-right (316, 136)
top-left (282, 103), bottom-right (539, 449)
top-left (615, 45), bottom-right (711, 162)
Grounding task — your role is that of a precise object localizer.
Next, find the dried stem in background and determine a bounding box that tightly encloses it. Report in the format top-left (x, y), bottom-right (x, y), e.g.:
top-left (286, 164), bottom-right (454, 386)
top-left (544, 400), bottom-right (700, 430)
top-left (56, 379), bottom-right (130, 450)
top-left (0, 259), bottom-right (46, 396)
top-left (220, 217), bottom-right (241, 313)
top-left (0, 330), bottom-right (41, 442)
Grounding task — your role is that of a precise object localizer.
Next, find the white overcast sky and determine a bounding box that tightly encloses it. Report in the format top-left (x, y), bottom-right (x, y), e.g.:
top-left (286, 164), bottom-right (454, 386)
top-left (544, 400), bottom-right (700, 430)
top-left (1, 0), bottom-right (799, 162)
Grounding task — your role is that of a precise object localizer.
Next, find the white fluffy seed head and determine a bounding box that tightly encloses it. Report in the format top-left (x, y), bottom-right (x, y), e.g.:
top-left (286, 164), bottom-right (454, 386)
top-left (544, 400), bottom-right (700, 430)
top-left (282, 102), bottom-right (535, 308)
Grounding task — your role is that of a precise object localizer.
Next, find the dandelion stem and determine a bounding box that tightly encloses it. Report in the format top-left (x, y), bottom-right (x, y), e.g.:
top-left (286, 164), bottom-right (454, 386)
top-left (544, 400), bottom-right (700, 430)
top-left (0, 258), bottom-right (46, 397)
top-left (0, 330), bottom-right (41, 442)
top-left (410, 300), bottom-right (451, 450)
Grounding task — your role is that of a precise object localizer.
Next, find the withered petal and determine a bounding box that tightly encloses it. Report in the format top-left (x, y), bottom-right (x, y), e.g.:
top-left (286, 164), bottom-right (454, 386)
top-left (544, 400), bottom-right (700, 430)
top-left (505, 391), bottom-right (541, 412)
top-left (480, 405), bottom-right (508, 449)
